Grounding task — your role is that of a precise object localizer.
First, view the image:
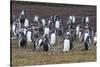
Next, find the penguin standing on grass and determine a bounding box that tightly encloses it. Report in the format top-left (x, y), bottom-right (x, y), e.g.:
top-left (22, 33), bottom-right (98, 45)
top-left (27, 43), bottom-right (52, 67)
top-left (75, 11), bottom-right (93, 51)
top-left (19, 31), bottom-right (27, 48)
top-left (50, 30), bottom-right (56, 46)
top-left (63, 31), bottom-right (73, 52)
top-left (84, 30), bottom-right (91, 50)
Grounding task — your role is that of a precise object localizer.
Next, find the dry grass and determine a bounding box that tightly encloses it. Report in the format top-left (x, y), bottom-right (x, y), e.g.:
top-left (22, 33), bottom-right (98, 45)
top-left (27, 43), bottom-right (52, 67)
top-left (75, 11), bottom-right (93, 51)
top-left (11, 39), bottom-right (96, 66)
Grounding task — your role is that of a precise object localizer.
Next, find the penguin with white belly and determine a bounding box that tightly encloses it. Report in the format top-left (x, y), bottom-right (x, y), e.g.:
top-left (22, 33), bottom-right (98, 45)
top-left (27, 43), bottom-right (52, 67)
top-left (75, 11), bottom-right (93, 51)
top-left (50, 30), bottom-right (56, 46)
top-left (63, 31), bottom-right (73, 52)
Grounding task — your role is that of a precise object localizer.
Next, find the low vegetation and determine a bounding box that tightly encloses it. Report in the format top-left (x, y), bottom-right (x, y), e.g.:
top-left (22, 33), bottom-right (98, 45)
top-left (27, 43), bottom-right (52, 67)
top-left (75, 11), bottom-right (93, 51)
top-left (11, 39), bottom-right (96, 66)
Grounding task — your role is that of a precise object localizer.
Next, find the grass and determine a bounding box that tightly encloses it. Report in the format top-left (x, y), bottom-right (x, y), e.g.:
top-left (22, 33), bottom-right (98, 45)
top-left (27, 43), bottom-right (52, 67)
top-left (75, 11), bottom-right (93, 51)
top-left (11, 39), bottom-right (96, 66)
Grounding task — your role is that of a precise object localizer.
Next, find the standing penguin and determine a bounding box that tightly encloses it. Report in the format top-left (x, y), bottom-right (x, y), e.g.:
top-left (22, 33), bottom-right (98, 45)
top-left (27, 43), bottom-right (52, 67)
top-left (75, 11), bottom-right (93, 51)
top-left (85, 16), bottom-right (89, 23)
top-left (32, 28), bottom-right (39, 49)
top-left (19, 10), bottom-right (26, 28)
top-left (84, 30), bottom-right (91, 50)
top-left (55, 19), bottom-right (60, 35)
top-left (63, 31), bottom-right (73, 52)
top-left (50, 30), bottom-right (56, 46)
top-left (55, 20), bottom-right (60, 29)
top-left (12, 19), bottom-right (21, 37)
top-left (63, 36), bottom-right (70, 52)
top-left (41, 18), bottom-right (46, 27)
top-left (93, 32), bottom-right (97, 45)
top-left (43, 34), bottom-right (50, 51)
top-left (26, 28), bottom-right (32, 42)
top-left (19, 31), bottom-right (27, 48)
top-left (44, 26), bottom-right (50, 36)
top-left (79, 27), bottom-right (84, 42)
top-left (24, 18), bottom-right (29, 28)
top-left (76, 24), bottom-right (80, 39)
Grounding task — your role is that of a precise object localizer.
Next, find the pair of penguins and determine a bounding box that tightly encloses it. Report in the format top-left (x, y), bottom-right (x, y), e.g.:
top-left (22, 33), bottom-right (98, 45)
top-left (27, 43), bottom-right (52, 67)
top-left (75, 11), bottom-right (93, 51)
top-left (19, 28), bottom-right (50, 51)
top-left (63, 30), bottom-right (91, 52)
